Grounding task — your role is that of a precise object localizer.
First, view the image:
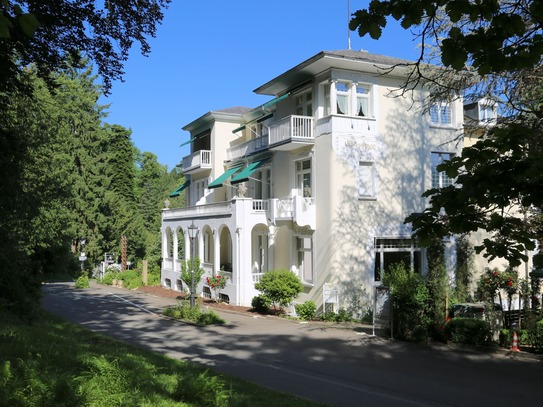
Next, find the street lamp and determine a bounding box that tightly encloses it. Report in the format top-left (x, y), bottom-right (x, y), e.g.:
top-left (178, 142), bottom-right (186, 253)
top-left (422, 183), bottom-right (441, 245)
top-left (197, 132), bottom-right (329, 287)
top-left (187, 221), bottom-right (199, 307)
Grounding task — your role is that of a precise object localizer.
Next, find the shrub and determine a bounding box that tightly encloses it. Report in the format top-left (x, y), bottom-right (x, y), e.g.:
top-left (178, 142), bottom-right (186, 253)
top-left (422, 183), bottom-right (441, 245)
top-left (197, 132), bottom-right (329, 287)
top-left (361, 308), bottom-right (373, 324)
top-left (383, 263), bottom-right (430, 342)
top-left (101, 270), bottom-right (118, 286)
top-left (335, 308), bottom-right (354, 322)
top-left (532, 319), bottom-right (543, 353)
top-left (251, 295), bottom-right (271, 314)
top-left (499, 329), bottom-right (530, 348)
top-left (206, 274), bottom-right (228, 301)
top-left (163, 301), bottom-right (225, 326)
top-left (295, 301), bottom-right (316, 321)
top-left (254, 269), bottom-right (303, 309)
top-left (445, 318), bottom-right (491, 346)
top-left (320, 310), bottom-right (337, 322)
top-left (74, 275), bottom-right (90, 289)
top-left (318, 308), bottom-right (355, 323)
top-left (118, 269), bottom-right (142, 289)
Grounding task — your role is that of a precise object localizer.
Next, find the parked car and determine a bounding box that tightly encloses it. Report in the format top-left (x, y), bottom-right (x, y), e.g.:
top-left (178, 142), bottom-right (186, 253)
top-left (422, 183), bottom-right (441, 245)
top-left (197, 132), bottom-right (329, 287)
top-left (449, 302), bottom-right (502, 319)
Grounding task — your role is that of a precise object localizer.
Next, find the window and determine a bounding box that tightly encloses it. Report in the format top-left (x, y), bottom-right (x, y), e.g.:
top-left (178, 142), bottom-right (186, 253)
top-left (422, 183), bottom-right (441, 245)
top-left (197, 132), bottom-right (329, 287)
top-left (203, 230), bottom-right (212, 263)
top-left (336, 82), bottom-right (350, 115)
top-left (431, 152), bottom-right (454, 189)
top-left (295, 91), bottom-right (312, 116)
top-left (192, 130), bottom-right (210, 152)
top-left (374, 238), bottom-right (421, 281)
top-left (357, 161), bottom-right (376, 199)
top-left (324, 85), bottom-right (331, 116)
top-left (295, 159), bottom-right (312, 197)
top-left (252, 233), bottom-right (268, 275)
top-left (480, 105), bottom-right (496, 122)
top-left (296, 236), bottom-right (313, 284)
top-left (253, 168), bottom-right (271, 200)
top-left (430, 101), bottom-right (452, 125)
top-left (333, 81), bottom-right (373, 117)
top-left (193, 178), bottom-right (208, 203)
top-left (249, 122), bottom-right (266, 138)
top-left (356, 85), bottom-right (370, 117)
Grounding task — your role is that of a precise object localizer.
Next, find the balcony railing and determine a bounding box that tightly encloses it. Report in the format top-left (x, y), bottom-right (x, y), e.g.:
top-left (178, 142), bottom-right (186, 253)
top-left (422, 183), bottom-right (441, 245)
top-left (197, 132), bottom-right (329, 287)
top-left (268, 196), bottom-right (315, 228)
top-left (269, 115), bottom-right (313, 148)
top-left (163, 202), bottom-right (233, 220)
top-left (227, 136), bottom-right (269, 160)
top-left (182, 150), bottom-right (212, 173)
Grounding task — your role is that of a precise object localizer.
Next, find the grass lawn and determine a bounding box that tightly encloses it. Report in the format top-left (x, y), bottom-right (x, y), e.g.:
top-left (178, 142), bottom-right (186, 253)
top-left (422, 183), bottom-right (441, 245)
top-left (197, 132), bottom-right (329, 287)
top-left (0, 310), bottom-right (323, 407)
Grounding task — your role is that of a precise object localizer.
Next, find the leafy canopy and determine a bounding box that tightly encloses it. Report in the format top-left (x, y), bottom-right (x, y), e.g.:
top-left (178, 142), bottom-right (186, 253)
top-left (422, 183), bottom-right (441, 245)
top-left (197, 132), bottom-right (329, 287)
top-left (351, 0), bottom-right (543, 265)
top-left (350, 0), bottom-right (543, 74)
top-left (0, 0), bottom-right (171, 93)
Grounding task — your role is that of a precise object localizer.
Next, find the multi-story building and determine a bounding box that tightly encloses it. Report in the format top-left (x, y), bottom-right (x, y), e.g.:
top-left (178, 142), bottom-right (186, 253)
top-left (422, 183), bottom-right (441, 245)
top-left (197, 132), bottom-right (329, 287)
top-left (161, 50), bottom-right (466, 312)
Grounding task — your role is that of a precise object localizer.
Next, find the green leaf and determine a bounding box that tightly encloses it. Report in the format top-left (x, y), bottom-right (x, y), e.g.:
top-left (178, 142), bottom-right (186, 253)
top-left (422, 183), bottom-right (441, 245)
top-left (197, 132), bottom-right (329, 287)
top-left (0, 14), bottom-right (12, 38)
top-left (367, 21), bottom-right (383, 40)
top-left (19, 13), bottom-right (40, 38)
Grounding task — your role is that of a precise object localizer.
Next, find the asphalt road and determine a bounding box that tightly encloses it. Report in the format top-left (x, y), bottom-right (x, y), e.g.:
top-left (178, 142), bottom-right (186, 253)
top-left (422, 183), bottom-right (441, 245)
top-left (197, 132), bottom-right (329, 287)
top-left (42, 282), bottom-right (542, 407)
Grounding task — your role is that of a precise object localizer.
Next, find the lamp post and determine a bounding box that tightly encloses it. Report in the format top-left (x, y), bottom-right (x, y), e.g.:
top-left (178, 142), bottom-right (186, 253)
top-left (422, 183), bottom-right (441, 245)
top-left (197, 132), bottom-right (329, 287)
top-left (187, 221), bottom-right (199, 307)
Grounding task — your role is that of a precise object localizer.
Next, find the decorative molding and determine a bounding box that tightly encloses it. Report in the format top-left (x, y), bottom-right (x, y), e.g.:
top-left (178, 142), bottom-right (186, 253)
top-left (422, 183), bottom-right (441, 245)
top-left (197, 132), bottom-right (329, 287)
top-left (293, 224), bottom-right (314, 235)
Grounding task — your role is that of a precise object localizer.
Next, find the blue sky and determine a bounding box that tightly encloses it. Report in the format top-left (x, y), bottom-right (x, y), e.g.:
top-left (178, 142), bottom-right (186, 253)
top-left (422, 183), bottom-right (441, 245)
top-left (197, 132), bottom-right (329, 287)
top-left (100, 1), bottom-right (421, 170)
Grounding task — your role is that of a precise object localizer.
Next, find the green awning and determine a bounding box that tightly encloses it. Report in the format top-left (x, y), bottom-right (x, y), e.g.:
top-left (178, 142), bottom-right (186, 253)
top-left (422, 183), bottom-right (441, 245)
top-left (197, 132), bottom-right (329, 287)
top-left (169, 180), bottom-right (190, 197)
top-left (257, 112), bottom-right (274, 123)
top-left (262, 93), bottom-right (289, 109)
top-left (208, 167), bottom-right (242, 189)
top-left (179, 137), bottom-right (196, 147)
top-left (232, 124), bottom-right (246, 133)
top-left (230, 160), bottom-right (270, 184)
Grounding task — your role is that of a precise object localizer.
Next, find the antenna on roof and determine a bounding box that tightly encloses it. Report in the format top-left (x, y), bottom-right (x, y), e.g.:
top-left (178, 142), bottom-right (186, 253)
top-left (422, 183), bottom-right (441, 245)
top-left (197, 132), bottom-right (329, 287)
top-left (347, 0), bottom-right (351, 50)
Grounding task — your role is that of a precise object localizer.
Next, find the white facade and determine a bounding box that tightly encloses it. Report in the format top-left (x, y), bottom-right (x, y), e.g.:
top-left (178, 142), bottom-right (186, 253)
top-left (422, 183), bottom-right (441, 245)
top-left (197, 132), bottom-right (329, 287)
top-left (161, 50), bottom-right (465, 310)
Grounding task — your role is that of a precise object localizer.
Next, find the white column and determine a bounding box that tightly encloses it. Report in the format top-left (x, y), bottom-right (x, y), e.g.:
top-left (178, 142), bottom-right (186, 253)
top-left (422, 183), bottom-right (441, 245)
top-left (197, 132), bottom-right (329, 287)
top-left (213, 229), bottom-right (220, 275)
top-left (173, 229), bottom-right (179, 272)
top-left (330, 80), bottom-right (337, 115)
top-left (268, 225), bottom-right (275, 271)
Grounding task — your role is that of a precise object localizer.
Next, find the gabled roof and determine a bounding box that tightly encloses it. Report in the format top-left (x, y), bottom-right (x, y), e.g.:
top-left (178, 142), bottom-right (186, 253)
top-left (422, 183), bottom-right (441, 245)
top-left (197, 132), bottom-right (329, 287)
top-left (254, 49), bottom-right (415, 96)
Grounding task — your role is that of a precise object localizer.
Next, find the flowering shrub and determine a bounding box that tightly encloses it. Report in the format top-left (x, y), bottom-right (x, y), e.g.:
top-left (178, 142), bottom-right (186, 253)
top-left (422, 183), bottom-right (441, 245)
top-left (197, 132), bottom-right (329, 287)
top-left (476, 267), bottom-right (518, 310)
top-left (206, 274), bottom-right (227, 301)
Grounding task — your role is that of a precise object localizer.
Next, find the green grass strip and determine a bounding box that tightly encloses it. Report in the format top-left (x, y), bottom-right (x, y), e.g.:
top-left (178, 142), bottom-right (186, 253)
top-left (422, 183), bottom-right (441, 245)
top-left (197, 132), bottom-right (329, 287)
top-left (0, 311), bottom-right (323, 406)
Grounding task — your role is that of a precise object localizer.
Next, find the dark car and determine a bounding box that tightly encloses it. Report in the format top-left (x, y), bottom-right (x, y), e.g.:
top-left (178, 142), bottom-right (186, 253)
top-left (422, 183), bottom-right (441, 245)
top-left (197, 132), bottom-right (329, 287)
top-left (449, 302), bottom-right (502, 319)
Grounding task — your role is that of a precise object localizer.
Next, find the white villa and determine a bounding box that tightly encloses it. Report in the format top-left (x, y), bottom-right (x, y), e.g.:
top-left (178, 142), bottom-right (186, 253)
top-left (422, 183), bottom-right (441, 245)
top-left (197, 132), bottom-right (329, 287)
top-left (160, 50), bottom-right (492, 312)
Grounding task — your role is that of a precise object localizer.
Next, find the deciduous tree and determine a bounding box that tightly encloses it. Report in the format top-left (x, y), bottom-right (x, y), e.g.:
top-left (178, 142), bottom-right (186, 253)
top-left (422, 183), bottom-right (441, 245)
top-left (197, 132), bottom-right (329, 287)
top-left (351, 1), bottom-right (543, 265)
top-left (0, 0), bottom-right (171, 94)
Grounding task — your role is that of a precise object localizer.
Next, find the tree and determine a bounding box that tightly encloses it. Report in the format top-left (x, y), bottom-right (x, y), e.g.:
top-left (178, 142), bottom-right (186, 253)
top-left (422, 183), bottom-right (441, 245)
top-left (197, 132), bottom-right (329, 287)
top-left (180, 258), bottom-right (205, 297)
top-left (0, 58), bottom-right (173, 317)
top-left (350, 0), bottom-right (543, 75)
top-left (0, 0), bottom-right (171, 94)
top-left (351, 1), bottom-right (543, 266)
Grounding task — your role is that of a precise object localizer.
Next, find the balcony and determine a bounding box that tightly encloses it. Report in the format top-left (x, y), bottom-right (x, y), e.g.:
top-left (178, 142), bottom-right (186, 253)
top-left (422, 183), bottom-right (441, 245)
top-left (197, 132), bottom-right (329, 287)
top-left (227, 135), bottom-right (269, 161)
top-left (269, 196), bottom-right (316, 229)
top-left (182, 150), bottom-right (212, 174)
top-left (269, 115), bottom-right (314, 151)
